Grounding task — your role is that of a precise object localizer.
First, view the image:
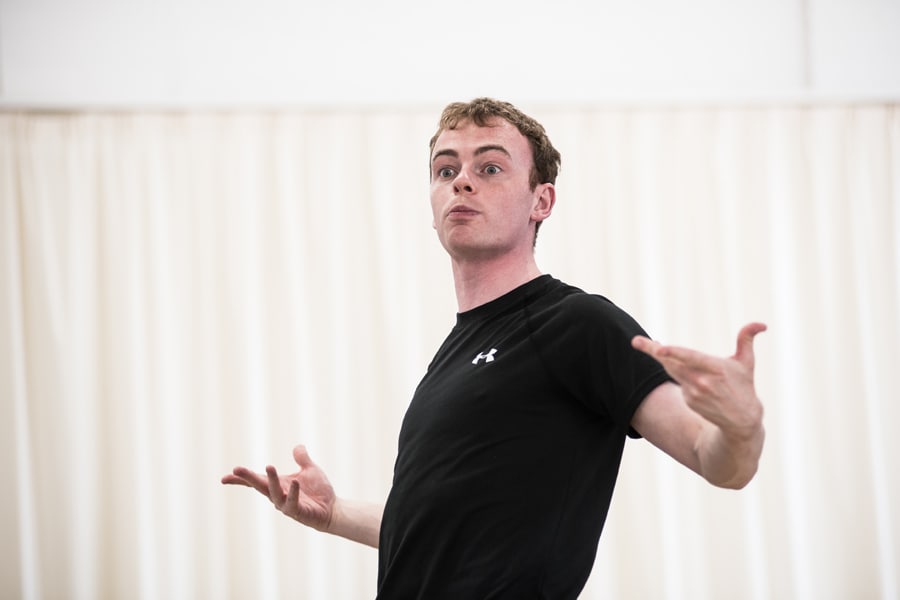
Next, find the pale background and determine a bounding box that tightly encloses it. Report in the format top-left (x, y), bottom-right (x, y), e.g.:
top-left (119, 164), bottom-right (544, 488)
top-left (1, 1), bottom-right (899, 599)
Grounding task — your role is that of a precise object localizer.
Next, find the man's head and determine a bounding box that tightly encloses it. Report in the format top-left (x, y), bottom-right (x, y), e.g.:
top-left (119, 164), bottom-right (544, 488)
top-left (429, 98), bottom-right (561, 245)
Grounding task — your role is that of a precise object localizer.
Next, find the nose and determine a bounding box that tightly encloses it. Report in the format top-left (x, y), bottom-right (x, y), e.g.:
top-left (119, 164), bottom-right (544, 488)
top-left (453, 168), bottom-right (475, 194)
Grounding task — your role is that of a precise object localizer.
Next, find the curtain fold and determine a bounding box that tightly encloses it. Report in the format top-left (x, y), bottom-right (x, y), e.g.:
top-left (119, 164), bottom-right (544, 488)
top-left (1, 106), bottom-right (897, 599)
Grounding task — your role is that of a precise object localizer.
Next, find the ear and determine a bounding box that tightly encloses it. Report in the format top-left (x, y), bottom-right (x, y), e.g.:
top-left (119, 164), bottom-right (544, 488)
top-left (530, 183), bottom-right (556, 224)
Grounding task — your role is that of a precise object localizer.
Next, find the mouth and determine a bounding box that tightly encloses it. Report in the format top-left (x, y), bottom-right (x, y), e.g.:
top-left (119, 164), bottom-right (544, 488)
top-left (448, 204), bottom-right (479, 217)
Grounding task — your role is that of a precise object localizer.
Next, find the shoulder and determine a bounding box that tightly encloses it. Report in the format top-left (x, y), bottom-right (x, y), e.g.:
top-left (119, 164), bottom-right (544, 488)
top-left (529, 279), bottom-right (646, 338)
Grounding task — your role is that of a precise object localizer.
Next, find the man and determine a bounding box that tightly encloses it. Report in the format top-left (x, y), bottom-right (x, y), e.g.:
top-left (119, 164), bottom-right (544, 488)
top-left (223, 98), bottom-right (766, 598)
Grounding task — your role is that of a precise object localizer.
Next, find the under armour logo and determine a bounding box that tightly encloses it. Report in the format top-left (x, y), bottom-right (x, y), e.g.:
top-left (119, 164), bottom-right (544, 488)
top-left (472, 348), bottom-right (498, 365)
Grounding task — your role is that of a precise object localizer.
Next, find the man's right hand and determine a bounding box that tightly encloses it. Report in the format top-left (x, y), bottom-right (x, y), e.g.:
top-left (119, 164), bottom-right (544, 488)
top-left (223, 445), bottom-right (336, 532)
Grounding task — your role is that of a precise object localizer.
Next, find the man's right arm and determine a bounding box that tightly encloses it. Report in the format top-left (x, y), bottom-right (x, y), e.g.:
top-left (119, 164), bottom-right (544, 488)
top-left (327, 499), bottom-right (383, 548)
top-left (222, 445), bottom-right (383, 548)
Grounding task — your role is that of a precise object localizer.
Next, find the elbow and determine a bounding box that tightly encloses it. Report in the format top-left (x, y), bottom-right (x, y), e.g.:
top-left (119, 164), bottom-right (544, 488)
top-left (711, 423), bottom-right (765, 490)
top-left (710, 452), bottom-right (761, 490)
top-left (702, 441), bottom-right (764, 490)
top-left (718, 467), bottom-right (757, 490)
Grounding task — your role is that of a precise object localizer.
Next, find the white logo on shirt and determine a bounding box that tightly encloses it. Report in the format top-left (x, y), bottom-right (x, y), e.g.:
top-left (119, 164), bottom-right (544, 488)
top-left (472, 348), bottom-right (498, 365)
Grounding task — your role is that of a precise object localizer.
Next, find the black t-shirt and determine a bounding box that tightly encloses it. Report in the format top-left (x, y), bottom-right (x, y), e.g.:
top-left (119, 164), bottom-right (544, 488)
top-left (377, 275), bottom-right (671, 599)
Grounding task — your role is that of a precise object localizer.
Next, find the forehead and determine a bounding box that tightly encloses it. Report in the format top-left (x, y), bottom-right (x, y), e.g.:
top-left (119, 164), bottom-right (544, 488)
top-left (431, 118), bottom-right (531, 161)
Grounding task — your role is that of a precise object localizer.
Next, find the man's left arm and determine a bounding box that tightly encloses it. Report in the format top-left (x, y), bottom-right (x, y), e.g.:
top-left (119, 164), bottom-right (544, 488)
top-left (630, 323), bottom-right (767, 489)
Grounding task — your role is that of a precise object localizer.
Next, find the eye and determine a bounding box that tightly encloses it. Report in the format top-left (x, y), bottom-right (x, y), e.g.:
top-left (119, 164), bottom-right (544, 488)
top-left (484, 164), bottom-right (501, 175)
top-left (437, 167), bottom-right (456, 178)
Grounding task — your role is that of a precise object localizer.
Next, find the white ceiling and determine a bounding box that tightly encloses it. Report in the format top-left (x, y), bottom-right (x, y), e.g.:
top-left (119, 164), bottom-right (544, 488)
top-left (1, 0), bottom-right (898, 108)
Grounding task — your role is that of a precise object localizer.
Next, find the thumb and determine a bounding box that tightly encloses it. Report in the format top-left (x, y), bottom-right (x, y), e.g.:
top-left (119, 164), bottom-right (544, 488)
top-left (734, 322), bottom-right (767, 366)
top-left (293, 445), bottom-right (314, 469)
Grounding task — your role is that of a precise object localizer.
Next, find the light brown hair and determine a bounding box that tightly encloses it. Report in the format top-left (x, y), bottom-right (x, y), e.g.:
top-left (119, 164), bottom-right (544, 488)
top-left (429, 97), bottom-right (561, 189)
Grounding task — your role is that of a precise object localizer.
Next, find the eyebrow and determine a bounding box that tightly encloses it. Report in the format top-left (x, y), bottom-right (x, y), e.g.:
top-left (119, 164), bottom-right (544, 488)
top-left (431, 144), bottom-right (512, 164)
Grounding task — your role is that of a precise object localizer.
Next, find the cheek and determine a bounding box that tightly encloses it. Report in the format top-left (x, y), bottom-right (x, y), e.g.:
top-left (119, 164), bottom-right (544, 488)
top-left (429, 206), bottom-right (440, 231)
top-left (429, 187), bottom-right (444, 228)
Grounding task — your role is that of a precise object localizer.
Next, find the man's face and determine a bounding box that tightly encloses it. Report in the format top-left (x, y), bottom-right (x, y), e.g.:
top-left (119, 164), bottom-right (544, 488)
top-left (429, 119), bottom-right (554, 261)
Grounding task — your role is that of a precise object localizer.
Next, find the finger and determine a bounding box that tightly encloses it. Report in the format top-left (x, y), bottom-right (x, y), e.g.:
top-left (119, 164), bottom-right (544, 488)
top-left (221, 473), bottom-right (252, 487)
top-left (734, 322), bottom-right (767, 366)
top-left (293, 445), bottom-right (314, 469)
top-left (631, 335), bottom-right (663, 357)
top-left (652, 345), bottom-right (718, 370)
top-left (633, 335), bottom-right (717, 372)
top-left (266, 466), bottom-right (286, 505)
top-left (284, 480), bottom-right (301, 517)
top-left (228, 467), bottom-right (271, 495)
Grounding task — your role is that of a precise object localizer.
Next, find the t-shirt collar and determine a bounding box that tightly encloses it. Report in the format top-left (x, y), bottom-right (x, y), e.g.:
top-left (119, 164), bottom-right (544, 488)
top-left (455, 274), bottom-right (554, 327)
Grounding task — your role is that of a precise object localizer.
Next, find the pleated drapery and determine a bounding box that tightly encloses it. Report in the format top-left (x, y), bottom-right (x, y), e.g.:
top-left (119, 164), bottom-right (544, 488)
top-left (1, 106), bottom-right (897, 599)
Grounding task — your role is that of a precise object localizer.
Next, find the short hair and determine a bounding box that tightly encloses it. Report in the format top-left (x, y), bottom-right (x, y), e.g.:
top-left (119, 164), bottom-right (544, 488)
top-left (429, 98), bottom-right (562, 244)
top-left (429, 97), bottom-right (561, 190)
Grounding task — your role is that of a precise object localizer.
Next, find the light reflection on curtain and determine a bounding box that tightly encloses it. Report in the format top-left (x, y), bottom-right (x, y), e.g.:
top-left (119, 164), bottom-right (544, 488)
top-left (1, 105), bottom-right (897, 599)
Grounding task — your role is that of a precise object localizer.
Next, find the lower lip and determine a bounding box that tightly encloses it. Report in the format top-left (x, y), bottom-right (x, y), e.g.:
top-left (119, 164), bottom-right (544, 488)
top-left (449, 210), bottom-right (478, 218)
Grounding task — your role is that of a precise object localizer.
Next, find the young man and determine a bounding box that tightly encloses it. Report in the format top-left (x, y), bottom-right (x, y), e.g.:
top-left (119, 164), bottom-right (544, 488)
top-left (223, 98), bottom-right (766, 598)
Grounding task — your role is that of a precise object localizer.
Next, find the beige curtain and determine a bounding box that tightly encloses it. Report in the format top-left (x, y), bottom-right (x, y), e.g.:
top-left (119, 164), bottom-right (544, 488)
top-left (1, 105), bottom-right (897, 599)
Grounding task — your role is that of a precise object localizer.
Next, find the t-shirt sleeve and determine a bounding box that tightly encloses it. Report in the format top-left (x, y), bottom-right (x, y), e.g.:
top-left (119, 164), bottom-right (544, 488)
top-left (529, 294), bottom-right (673, 437)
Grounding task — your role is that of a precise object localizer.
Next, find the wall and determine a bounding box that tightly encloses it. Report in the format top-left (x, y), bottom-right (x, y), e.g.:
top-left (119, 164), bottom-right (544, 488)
top-left (1, 0), bottom-right (899, 108)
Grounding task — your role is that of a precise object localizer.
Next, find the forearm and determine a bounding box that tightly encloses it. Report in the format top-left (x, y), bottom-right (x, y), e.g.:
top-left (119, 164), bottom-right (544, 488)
top-left (633, 382), bottom-right (765, 489)
top-left (695, 420), bottom-right (765, 489)
top-left (325, 499), bottom-right (383, 548)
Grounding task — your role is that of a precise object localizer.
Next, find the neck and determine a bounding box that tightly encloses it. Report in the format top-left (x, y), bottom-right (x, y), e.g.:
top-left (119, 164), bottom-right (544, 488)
top-left (450, 250), bottom-right (543, 313)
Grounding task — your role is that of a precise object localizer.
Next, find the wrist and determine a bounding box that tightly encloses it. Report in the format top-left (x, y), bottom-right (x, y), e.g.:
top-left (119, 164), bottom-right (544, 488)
top-left (324, 498), bottom-right (382, 548)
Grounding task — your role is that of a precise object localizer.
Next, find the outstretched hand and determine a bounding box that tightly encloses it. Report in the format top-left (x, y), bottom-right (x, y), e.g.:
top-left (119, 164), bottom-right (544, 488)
top-left (222, 445), bottom-right (336, 532)
top-left (632, 323), bottom-right (767, 436)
